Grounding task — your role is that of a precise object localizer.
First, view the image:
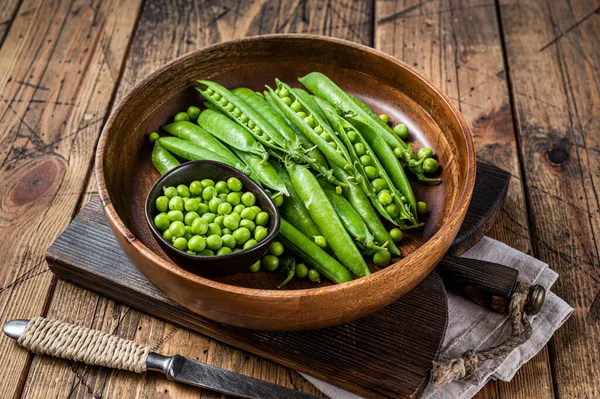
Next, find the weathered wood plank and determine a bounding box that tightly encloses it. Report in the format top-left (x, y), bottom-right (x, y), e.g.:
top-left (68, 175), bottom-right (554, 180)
top-left (0, 0), bottom-right (143, 397)
top-left (375, 0), bottom-right (554, 397)
top-left (0, 0), bottom-right (22, 46)
top-left (499, 0), bottom-right (600, 397)
top-left (23, 1), bottom-right (373, 398)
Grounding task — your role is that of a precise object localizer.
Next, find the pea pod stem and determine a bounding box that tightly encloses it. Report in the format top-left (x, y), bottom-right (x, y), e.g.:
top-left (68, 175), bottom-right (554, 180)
top-left (279, 219), bottom-right (353, 284)
top-left (277, 254), bottom-right (296, 289)
top-left (286, 162), bottom-right (370, 277)
top-left (197, 109), bottom-right (269, 163)
top-left (151, 140), bottom-right (180, 175)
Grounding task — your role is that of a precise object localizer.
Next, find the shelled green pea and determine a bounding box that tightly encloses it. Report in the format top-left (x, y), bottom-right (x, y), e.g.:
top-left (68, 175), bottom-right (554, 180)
top-left (152, 178), bottom-right (270, 257)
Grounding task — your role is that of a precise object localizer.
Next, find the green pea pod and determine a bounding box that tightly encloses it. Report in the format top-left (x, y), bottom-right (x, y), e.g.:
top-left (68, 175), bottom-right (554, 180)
top-left (319, 99), bottom-right (416, 225)
top-left (231, 148), bottom-right (289, 196)
top-left (161, 121), bottom-right (240, 166)
top-left (158, 137), bottom-right (231, 165)
top-left (276, 79), bottom-right (352, 163)
top-left (318, 179), bottom-right (388, 252)
top-left (263, 91), bottom-right (345, 187)
top-left (196, 80), bottom-right (285, 150)
top-left (279, 218), bottom-right (353, 284)
top-left (261, 91), bottom-right (327, 168)
top-left (233, 87), bottom-right (344, 186)
top-left (348, 93), bottom-right (396, 136)
top-left (291, 88), bottom-right (329, 126)
top-left (346, 117), bottom-right (418, 223)
top-left (286, 162), bottom-right (370, 277)
top-left (315, 97), bottom-right (395, 222)
top-left (273, 163), bottom-right (323, 243)
top-left (151, 140), bottom-right (180, 175)
top-left (299, 72), bottom-right (407, 150)
top-left (232, 87), bottom-right (299, 146)
top-left (348, 93), bottom-right (440, 184)
top-left (197, 109), bottom-right (269, 162)
top-left (266, 84), bottom-right (353, 174)
top-left (332, 166), bottom-right (401, 256)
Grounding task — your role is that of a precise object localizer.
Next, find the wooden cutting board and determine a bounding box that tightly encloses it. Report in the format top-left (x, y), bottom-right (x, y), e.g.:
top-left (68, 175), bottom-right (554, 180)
top-left (46, 161), bottom-right (509, 399)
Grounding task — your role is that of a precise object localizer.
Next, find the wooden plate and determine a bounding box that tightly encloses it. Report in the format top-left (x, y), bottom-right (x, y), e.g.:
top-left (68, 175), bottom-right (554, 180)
top-left (95, 35), bottom-right (475, 331)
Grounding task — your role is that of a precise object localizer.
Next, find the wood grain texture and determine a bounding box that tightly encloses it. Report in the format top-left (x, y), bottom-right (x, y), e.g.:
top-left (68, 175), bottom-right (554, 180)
top-left (45, 196), bottom-right (448, 399)
top-left (0, 0), bottom-right (143, 398)
top-left (499, 0), bottom-right (600, 397)
top-left (374, 0), bottom-right (555, 397)
top-left (23, 1), bottom-right (374, 398)
top-left (0, 0), bottom-right (21, 46)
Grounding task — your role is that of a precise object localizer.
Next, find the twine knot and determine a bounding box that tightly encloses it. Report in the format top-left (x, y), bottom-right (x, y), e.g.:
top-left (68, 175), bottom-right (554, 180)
top-left (432, 282), bottom-right (533, 389)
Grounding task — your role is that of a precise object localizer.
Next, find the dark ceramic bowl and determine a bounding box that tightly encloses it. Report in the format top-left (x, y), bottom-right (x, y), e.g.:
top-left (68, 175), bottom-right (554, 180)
top-left (145, 160), bottom-right (280, 276)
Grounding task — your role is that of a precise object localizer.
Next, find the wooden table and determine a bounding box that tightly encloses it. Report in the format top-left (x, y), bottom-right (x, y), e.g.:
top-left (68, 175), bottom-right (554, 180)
top-left (0, 0), bottom-right (598, 398)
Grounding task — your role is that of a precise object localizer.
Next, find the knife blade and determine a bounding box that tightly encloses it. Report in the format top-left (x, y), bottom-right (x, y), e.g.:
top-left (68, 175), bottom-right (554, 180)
top-left (4, 319), bottom-right (318, 399)
top-left (148, 353), bottom-right (317, 398)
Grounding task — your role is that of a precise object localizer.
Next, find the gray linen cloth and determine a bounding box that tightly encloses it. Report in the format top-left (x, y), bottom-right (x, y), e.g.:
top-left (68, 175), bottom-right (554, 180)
top-left (300, 237), bottom-right (573, 399)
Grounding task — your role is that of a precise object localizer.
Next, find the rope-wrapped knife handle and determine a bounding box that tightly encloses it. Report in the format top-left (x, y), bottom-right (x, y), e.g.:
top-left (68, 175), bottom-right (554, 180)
top-left (9, 317), bottom-right (150, 373)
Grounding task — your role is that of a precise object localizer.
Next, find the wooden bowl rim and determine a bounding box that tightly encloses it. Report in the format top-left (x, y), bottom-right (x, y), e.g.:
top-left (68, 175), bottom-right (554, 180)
top-left (95, 34), bottom-right (476, 299)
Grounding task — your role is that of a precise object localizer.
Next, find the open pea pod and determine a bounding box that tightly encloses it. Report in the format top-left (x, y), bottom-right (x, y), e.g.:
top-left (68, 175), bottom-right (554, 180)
top-left (265, 81), bottom-right (356, 177)
top-left (262, 90), bottom-right (345, 187)
top-left (231, 88), bottom-right (299, 147)
top-left (316, 97), bottom-right (417, 226)
top-left (299, 72), bottom-right (407, 151)
top-left (346, 117), bottom-right (420, 225)
top-left (332, 165), bottom-right (401, 256)
top-left (234, 87), bottom-right (343, 186)
top-left (196, 80), bottom-right (285, 150)
top-left (300, 72), bottom-right (442, 183)
top-left (318, 179), bottom-right (388, 253)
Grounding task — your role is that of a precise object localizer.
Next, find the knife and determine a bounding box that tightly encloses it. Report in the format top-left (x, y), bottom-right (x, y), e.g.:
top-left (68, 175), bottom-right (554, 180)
top-left (3, 318), bottom-right (318, 399)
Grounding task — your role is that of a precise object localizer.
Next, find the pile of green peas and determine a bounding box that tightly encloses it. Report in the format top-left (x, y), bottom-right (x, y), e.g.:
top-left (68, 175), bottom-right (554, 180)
top-left (153, 176), bottom-right (271, 256)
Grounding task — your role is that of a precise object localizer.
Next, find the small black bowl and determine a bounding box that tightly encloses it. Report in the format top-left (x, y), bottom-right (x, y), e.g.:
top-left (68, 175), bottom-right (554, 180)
top-left (145, 160), bottom-right (280, 276)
